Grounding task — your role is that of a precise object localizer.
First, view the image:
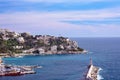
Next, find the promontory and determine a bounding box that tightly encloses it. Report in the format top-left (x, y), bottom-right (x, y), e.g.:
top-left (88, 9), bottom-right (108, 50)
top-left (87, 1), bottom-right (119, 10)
top-left (0, 28), bottom-right (87, 57)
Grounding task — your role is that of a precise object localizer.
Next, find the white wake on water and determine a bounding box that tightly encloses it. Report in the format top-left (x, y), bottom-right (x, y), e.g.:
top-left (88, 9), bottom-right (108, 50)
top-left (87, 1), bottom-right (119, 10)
top-left (97, 68), bottom-right (104, 80)
top-left (88, 52), bottom-right (94, 54)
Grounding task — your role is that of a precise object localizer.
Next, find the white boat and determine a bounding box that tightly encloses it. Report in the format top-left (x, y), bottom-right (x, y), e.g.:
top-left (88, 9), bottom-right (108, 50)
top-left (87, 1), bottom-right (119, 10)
top-left (85, 58), bottom-right (99, 80)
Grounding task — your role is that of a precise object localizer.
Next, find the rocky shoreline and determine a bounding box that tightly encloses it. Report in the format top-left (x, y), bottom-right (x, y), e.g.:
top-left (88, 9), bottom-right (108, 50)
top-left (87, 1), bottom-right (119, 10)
top-left (0, 49), bottom-right (88, 58)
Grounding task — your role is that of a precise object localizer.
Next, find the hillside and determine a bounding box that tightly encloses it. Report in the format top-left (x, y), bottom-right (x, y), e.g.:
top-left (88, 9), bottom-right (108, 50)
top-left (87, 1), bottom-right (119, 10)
top-left (0, 29), bottom-right (85, 56)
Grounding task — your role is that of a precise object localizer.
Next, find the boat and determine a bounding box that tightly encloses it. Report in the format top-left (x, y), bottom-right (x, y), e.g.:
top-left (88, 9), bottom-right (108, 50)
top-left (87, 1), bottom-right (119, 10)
top-left (0, 57), bottom-right (22, 76)
top-left (85, 58), bottom-right (99, 80)
top-left (0, 57), bottom-right (41, 76)
top-left (4, 71), bottom-right (21, 76)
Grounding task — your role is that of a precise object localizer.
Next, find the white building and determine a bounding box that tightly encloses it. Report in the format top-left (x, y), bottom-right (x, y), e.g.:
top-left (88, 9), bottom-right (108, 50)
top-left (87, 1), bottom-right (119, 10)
top-left (13, 46), bottom-right (23, 49)
top-left (13, 32), bottom-right (20, 37)
top-left (17, 37), bottom-right (25, 43)
top-left (60, 45), bottom-right (64, 50)
top-left (38, 48), bottom-right (45, 54)
top-left (51, 45), bottom-right (57, 51)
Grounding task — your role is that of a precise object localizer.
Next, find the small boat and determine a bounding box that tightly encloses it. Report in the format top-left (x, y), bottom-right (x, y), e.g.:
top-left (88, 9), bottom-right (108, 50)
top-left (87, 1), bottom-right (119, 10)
top-left (85, 58), bottom-right (99, 80)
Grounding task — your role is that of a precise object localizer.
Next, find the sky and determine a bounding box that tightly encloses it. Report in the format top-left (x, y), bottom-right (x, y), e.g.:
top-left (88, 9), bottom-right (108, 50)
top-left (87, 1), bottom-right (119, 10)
top-left (0, 0), bottom-right (120, 37)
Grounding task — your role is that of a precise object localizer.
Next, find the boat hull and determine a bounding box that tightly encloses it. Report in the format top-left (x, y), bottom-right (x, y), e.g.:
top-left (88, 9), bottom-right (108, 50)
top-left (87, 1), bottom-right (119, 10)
top-left (0, 72), bottom-right (21, 76)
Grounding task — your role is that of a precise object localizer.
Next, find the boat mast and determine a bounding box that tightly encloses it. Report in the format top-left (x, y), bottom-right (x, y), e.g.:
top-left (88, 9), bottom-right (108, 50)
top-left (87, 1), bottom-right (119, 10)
top-left (90, 58), bottom-right (93, 66)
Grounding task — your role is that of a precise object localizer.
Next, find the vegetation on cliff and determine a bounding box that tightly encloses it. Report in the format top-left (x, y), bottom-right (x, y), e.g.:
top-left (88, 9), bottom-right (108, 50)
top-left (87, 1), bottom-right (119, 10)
top-left (0, 29), bottom-right (84, 55)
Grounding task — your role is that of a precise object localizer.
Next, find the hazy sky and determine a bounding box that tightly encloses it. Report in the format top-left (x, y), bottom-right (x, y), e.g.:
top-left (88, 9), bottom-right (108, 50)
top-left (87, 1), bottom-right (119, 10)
top-left (0, 0), bottom-right (120, 37)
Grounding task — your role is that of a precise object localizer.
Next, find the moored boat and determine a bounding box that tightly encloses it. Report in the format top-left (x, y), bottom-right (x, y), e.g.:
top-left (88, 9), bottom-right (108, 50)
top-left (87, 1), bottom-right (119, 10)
top-left (4, 71), bottom-right (21, 76)
top-left (0, 57), bottom-right (41, 76)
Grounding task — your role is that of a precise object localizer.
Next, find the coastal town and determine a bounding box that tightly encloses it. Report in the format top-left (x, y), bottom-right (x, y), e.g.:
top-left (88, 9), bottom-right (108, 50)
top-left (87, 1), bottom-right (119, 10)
top-left (0, 28), bottom-right (86, 57)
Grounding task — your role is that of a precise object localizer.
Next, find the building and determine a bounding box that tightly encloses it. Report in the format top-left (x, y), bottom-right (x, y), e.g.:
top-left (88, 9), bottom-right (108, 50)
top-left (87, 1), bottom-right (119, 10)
top-left (17, 37), bottom-right (25, 43)
top-left (13, 46), bottom-right (23, 49)
top-left (51, 45), bottom-right (57, 52)
top-left (38, 48), bottom-right (45, 54)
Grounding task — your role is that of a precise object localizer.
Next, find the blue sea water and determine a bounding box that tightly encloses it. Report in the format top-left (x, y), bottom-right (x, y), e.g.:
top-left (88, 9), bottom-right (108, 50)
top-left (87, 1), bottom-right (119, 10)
top-left (1, 38), bottom-right (120, 80)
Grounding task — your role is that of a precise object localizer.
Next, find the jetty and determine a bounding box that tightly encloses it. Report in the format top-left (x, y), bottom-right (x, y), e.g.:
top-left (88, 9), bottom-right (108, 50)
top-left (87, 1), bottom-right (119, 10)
top-left (85, 58), bottom-right (99, 80)
top-left (0, 57), bottom-right (41, 76)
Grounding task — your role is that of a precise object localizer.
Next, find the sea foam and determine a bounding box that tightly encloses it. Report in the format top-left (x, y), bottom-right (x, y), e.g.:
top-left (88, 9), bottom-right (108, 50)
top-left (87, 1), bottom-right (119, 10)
top-left (97, 68), bottom-right (104, 80)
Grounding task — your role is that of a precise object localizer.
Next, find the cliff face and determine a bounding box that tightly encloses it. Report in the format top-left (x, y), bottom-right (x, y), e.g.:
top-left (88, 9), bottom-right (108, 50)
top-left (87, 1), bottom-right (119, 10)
top-left (0, 29), bottom-right (84, 54)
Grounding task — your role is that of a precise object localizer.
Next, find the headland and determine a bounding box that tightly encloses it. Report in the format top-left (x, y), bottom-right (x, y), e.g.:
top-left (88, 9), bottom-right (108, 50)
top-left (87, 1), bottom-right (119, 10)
top-left (0, 28), bottom-right (87, 57)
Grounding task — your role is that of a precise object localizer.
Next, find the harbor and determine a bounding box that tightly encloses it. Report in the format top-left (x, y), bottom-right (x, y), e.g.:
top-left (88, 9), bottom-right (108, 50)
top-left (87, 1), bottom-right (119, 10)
top-left (85, 59), bottom-right (99, 80)
top-left (0, 57), bottom-right (42, 76)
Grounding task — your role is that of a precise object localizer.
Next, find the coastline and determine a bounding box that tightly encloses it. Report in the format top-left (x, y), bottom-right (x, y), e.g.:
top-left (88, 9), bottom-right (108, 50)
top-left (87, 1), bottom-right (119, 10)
top-left (0, 50), bottom-right (88, 58)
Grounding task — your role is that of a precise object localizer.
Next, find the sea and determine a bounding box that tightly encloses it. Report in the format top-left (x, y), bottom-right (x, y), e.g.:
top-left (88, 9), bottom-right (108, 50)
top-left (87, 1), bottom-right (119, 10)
top-left (1, 37), bottom-right (120, 80)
